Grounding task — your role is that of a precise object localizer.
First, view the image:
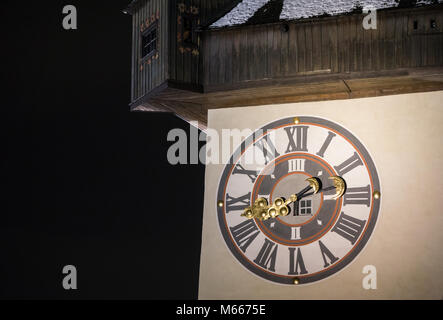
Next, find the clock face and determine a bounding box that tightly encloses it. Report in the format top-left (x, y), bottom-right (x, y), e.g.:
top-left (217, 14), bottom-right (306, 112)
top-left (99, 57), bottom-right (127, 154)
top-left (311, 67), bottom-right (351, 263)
top-left (216, 116), bottom-right (381, 285)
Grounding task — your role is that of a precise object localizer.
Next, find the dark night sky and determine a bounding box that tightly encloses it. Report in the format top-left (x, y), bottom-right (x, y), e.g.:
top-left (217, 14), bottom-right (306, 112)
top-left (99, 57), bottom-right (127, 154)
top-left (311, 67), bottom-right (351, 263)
top-left (0, 1), bottom-right (205, 299)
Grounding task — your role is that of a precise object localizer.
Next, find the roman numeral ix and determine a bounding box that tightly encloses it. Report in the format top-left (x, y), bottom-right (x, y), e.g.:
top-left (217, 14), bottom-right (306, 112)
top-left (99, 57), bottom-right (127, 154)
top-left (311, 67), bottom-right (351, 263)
top-left (226, 192), bottom-right (251, 213)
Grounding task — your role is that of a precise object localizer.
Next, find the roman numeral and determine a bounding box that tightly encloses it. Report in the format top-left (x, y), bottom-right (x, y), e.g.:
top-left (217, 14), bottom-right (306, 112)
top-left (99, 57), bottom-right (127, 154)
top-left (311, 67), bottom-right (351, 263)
top-left (332, 212), bottom-right (367, 245)
top-left (288, 248), bottom-right (308, 275)
top-left (334, 152), bottom-right (363, 176)
top-left (318, 240), bottom-right (339, 268)
top-left (344, 185), bottom-right (371, 207)
top-left (316, 131), bottom-right (336, 158)
top-left (254, 239), bottom-right (278, 272)
top-left (254, 135), bottom-right (280, 164)
top-left (290, 227), bottom-right (301, 240)
top-left (284, 126), bottom-right (309, 153)
top-left (232, 164), bottom-right (258, 183)
top-left (288, 159), bottom-right (305, 172)
top-left (229, 220), bottom-right (260, 253)
top-left (226, 192), bottom-right (251, 213)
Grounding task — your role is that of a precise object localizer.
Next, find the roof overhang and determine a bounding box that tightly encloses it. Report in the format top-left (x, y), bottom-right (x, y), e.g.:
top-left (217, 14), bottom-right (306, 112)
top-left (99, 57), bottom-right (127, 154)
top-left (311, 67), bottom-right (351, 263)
top-left (123, 0), bottom-right (141, 15)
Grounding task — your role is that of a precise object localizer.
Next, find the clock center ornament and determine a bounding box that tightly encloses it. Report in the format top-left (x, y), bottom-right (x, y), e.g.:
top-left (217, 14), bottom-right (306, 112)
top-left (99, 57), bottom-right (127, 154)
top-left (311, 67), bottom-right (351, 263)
top-left (242, 176), bottom-right (345, 221)
top-left (216, 116), bottom-right (381, 285)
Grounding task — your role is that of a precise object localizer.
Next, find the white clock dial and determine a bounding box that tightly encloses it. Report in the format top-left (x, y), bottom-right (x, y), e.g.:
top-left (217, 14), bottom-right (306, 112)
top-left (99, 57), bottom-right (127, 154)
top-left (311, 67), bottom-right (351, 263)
top-left (217, 116), bottom-right (381, 285)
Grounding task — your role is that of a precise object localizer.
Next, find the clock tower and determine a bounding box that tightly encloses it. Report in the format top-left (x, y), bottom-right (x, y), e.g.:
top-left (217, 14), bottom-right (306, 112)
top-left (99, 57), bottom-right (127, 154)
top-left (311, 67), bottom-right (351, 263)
top-left (126, 0), bottom-right (443, 131)
top-left (126, 0), bottom-right (443, 299)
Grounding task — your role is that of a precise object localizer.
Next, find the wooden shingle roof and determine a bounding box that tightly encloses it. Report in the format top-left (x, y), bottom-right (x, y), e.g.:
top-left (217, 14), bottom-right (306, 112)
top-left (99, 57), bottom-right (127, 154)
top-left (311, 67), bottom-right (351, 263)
top-left (210, 0), bottom-right (442, 28)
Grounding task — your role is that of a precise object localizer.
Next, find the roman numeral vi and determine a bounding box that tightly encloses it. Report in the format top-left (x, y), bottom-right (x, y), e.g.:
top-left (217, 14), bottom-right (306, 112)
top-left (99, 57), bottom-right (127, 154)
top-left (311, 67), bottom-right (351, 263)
top-left (288, 248), bottom-right (308, 275)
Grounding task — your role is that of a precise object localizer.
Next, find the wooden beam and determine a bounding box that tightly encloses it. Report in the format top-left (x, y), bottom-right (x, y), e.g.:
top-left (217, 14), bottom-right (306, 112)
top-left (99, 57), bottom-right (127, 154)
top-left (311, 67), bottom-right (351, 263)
top-left (132, 67), bottom-right (443, 132)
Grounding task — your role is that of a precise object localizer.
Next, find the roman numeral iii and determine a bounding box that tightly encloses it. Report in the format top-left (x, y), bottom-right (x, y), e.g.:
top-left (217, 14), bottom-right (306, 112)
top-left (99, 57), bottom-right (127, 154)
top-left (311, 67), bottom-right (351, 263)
top-left (288, 159), bottom-right (305, 173)
top-left (344, 185), bottom-right (371, 207)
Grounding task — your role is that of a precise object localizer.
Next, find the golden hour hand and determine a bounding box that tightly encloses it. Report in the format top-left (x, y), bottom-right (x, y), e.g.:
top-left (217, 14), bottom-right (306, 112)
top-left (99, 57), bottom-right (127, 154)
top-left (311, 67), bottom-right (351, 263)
top-left (297, 176), bottom-right (346, 201)
top-left (242, 197), bottom-right (290, 221)
top-left (241, 177), bottom-right (321, 221)
top-left (296, 177), bottom-right (321, 199)
top-left (242, 197), bottom-right (269, 220)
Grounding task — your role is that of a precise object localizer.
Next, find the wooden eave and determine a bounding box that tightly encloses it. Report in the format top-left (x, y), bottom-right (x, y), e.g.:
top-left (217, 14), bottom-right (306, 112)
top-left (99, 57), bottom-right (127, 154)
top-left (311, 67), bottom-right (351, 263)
top-left (129, 3), bottom-right (443, 132)
top-left (132, 67), bottom-right (443, 131)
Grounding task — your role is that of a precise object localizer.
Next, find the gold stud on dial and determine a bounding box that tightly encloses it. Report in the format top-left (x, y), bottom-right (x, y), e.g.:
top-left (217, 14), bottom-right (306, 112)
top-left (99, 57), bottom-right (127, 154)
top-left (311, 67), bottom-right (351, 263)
top-left (373, 191), bottom-right (381, 200)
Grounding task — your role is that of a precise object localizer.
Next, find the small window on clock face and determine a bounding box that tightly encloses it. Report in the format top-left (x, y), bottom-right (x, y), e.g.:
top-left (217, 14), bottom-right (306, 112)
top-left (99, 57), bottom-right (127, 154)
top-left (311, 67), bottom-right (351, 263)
top-left (300, 200), bottom-right (312, 215)
top-left (141, 23), bottom-right (158, 59)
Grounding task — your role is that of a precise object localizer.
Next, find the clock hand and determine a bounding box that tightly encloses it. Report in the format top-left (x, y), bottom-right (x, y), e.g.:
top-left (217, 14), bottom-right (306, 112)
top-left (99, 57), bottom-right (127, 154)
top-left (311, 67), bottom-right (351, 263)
top-left (295, 176), bottom-right (347, 201)
top-left (241, 178), bottom-right (321, 221)
top-left (328, 176), bottom-right (346, 200)
top-left (242, 197), bottom-right (270, 220)
top-left (242, 176), bottom-right (346, 221)
top-left (294, 177), bottom-right (321, 200)
top-left (275, 177), bottom-right (320, 212)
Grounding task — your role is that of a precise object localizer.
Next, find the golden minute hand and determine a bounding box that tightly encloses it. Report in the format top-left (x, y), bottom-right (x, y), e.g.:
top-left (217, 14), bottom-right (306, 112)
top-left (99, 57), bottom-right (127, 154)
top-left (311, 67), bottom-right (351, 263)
top-left (241, 177), bottom-right (321, 221)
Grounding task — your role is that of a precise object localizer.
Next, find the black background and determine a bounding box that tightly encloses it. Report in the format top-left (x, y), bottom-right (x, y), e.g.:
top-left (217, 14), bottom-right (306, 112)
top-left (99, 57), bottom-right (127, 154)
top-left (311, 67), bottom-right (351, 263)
top-left (0, 1), bottom-right (205, 299)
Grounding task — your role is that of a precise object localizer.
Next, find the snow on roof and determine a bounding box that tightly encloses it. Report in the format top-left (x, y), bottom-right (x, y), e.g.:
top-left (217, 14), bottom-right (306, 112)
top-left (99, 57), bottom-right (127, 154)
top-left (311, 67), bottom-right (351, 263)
top-left (210, 0), bottom-right (440, 28)
top-left (280, 0), bottom-right (398, 21)
top-left (211, 0), bottom-right (270, 28)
